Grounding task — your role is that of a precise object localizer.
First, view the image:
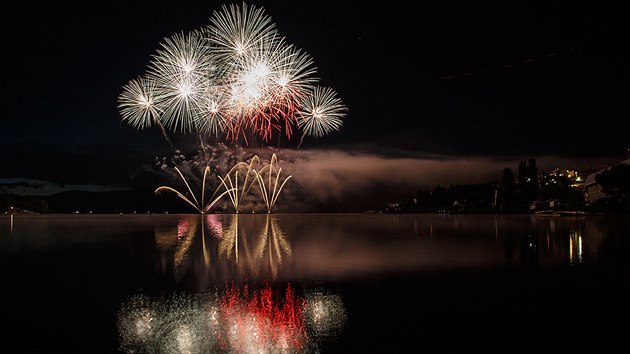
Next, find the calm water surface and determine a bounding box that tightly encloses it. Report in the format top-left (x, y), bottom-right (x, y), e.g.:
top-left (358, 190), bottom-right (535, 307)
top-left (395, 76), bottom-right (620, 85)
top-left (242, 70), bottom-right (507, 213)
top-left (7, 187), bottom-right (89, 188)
top-left (1, 213), bottom-right (628, 353)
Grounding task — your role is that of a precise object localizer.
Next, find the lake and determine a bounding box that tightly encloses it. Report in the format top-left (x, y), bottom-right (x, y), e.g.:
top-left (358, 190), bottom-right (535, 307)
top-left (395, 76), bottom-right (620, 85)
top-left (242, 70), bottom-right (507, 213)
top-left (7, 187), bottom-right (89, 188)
top-left (1, 213), bottom-right (628, 353)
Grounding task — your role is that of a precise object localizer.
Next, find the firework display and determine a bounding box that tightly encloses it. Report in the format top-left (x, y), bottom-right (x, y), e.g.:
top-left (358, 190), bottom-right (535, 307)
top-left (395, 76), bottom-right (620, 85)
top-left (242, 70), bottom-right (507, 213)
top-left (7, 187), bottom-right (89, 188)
top-left (118, 2), bottom-right (347, 144)
top-left (155, 153), bottom-right (292, 214)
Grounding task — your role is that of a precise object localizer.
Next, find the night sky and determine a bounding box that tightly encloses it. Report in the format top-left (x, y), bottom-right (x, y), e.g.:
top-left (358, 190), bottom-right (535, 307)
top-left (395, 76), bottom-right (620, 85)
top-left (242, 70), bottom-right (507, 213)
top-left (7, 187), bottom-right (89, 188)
top-left (2, 1), bottom-right (629, 199)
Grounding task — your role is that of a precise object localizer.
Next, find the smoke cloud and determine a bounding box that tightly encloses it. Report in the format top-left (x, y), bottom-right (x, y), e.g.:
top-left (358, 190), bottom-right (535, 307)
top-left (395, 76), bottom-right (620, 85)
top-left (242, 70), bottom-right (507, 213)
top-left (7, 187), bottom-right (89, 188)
top-left (146, 144), bottom-right (613, 212)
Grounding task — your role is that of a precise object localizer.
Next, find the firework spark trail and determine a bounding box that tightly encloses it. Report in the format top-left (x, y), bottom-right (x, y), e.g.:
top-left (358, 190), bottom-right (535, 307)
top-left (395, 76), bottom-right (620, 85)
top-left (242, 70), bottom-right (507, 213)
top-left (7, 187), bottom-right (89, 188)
top-left (155, 165), bottom-right (236, 213)
top-left (254, 154), bottom-right (293, 213)
top-left (157, 151), bottom-right (292, 214)
top-left (118, 2), bottom-right (347, 145)
top-left (215, 158), bottom-right (260, 213)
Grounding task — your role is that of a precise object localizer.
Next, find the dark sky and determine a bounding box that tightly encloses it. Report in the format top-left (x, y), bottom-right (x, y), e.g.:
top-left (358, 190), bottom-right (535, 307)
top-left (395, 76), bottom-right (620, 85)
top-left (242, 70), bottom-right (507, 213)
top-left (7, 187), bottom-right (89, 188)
top-left (2, 0), bottom-right (630, 193)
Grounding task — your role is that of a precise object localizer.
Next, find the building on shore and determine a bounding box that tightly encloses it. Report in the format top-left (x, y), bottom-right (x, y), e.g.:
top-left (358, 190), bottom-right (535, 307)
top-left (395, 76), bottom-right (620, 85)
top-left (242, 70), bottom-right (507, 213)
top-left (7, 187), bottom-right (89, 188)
top-left (584, 158), bottom-right (630, 204)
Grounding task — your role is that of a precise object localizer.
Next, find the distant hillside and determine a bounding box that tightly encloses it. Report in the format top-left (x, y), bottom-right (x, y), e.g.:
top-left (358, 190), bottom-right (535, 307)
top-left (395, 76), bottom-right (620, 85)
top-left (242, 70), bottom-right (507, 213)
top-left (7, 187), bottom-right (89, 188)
top-left (1, 190), bottom-right (197, 214)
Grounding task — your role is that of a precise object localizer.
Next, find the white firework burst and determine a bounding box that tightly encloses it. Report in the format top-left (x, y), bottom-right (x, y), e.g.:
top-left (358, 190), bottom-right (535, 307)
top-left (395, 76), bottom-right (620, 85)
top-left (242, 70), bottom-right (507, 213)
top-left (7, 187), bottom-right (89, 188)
top-left (270, 43), bottom-right (320, 135)
top-left (205, 2), bottom-right (278, 66)
top-left (148, 30), bottom-right (215, 83)
top-left (298, 86), bottom-right (348, 138)
top-left (196, 84), bottom-right (230, 136)
top-left (117, 76), bottom-right (163, 130)
top-left (272, 44), bottom-right (319, 104)
top-left (224, 34), bottom-right (285, 115)
top-left (118, 2), bottom-right (347, 144)
top-left (156, 74), bottom-right (208, 133)
top-left (146, 30), bottom-right (215, 133)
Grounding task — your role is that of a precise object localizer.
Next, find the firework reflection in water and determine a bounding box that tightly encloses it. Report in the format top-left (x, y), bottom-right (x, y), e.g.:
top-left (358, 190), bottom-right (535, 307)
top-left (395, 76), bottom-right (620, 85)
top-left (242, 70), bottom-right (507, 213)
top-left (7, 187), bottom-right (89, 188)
top-left (154, 214), bottom-right (294, 287)
top-left (117, 282), bottom-right (346, 353)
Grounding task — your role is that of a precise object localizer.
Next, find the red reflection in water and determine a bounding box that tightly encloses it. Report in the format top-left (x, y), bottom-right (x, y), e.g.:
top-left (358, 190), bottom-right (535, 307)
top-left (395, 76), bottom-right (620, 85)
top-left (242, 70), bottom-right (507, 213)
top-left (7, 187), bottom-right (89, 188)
top-left (177, 217), bottom-right (190, 239)
top-left (118, 280), bottom-right (346, 353)
top-left (218, 281), bottom-right (307, 351)
top-left (206, 214), bottom-right (224, 239)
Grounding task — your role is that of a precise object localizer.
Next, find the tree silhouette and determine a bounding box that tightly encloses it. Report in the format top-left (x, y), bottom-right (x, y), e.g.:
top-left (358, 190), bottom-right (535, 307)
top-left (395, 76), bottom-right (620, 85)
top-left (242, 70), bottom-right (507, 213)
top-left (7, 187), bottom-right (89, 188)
top-left (526, 158), bottom-right (539, 202)
top-left (595, 164), bottom-right (630, 212)
top-left (518, 160), bottom-right (527, 202)
top-left (502, 167), bottom-right (515, 211)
